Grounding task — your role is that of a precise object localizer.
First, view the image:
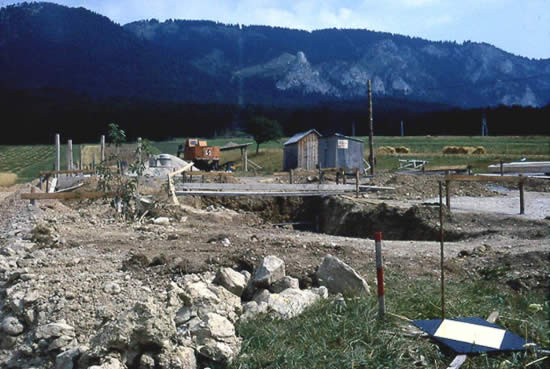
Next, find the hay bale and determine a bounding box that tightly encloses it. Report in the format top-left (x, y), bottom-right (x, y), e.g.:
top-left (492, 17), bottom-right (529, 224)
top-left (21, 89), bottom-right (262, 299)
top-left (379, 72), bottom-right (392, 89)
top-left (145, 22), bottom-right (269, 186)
top-left (394, 146), bottom-right (410, 154)
top-left (443, 146), bottom-right (460, 154)
top-left (443, 146), bottom-right (486, 155)
top-left (0, 172), bottom-right (17, 187)
top-left (472, 146), bottom-right (487, 154)
top-left (456, 146), bottom-right (471, 154)
top-left (376, 146), bottom-right (396, 154)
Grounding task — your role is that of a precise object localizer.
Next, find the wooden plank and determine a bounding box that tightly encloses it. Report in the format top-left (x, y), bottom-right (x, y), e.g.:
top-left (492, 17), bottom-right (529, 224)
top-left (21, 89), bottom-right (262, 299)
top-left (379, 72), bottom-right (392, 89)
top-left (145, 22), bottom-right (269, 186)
top-left (176, 191), bottom-right (349, 197)
top-left (179, 183), bottom-right (360, 191)
top-left (167, 162), bottom-right (194, 179)
top-left (424, 165), bottom-right (468, 172)
top-left (488, 161), bottom-right (550, 174)
top-left (445, 175), bottom-right (525, 183)
top-left (359, 185), bottom-right (395, 191)
top-left (40, 170), bottom-right (95, 176)
top-left (21, 192), bottom-right (116, 200)
top-left (178, 171), bottom-right (234, 177)
top-left (446, 311), bottom-right (499, 369)
top-left (48, 177), bottom-right (57, 193)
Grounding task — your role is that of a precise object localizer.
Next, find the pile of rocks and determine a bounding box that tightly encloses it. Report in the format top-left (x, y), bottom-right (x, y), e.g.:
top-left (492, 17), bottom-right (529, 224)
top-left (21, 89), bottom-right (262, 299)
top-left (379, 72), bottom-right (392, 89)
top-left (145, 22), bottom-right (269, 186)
top-left (1, 200), bottom-right (370, 369)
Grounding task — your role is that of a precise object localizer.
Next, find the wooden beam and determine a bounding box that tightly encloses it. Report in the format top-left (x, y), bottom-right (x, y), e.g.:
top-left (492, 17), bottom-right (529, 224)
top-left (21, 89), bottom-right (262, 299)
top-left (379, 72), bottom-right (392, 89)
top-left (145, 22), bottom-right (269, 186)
top-left (179, 183), bottom-right (361, 191)
top-left (176, 191), bottom-right (349, 197)
top-left (40, 170), bottom-right (96, 176)
top-left (21, 192), bottom-right (116, 200)
top-left (178, 171), bottom-right (234, 177)
top-left (423, 165), bottom-right (468, 172)
top-left (445, 175), bottom-right (525, 183)
top-left (167, 163), bottom-right (195, 179)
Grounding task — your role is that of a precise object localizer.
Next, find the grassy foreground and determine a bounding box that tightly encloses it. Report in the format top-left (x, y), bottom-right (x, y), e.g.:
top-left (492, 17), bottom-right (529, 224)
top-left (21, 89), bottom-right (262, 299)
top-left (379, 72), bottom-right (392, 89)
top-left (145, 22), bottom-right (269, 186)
top-left (226, 273), bottom-right (548, 369)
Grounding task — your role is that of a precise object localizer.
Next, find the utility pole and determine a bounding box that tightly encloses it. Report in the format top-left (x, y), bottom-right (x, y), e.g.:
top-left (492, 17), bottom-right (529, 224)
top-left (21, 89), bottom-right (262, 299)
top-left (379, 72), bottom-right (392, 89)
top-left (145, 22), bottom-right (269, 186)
top-left (368, 80), bottom-right (375, 175)
top-left (481, 111), bottom-right (488, 136)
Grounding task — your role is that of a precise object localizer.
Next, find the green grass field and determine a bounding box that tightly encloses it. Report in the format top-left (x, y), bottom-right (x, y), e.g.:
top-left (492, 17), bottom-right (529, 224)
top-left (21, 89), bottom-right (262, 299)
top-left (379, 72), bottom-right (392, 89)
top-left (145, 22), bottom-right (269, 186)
top-left (1, 136), bottom-right (549, 182)
top-left (226, 272), bottom-right (548, 369)
top-left (153, 136), bottom-right (550, 174)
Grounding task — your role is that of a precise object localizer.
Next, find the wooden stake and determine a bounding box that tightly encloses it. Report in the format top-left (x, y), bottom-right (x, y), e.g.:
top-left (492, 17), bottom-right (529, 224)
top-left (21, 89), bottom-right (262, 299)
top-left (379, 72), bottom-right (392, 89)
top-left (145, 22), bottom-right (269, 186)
top-left (519, 175), bottom-right (525, 214)
top-left (445, 180), bottom-right (451, 211)
top-left (355, 168), bottom-right (360, 198)
top-left (289, 169), bottom-right (293, 184)
top-left (79, 146), bottom-right (83, 170)
top-left (500, 160), bottom-right (504, 176)
top-left (137, 137), bottom-right (142, 164)
top-left (100, 135), bottom-right (105, 162)
top-left (439, 181), bottom-right (446, 319)
top-left (374, 232), bottom-right (385, 319)
top-left (55, 134), bottom-right (60, 173)
top-left (368, 79), bottom-right (375, 175)
top-left (67, 140), bottom-right (73, 171)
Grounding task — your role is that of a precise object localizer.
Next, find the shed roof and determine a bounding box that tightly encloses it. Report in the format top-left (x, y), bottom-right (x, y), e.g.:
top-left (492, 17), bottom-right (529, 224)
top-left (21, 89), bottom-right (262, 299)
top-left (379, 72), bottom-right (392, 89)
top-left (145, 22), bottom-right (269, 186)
top-left (283, 129), bottom-right (321, 146)
top-left (321, 133), bottom-right (364, 143)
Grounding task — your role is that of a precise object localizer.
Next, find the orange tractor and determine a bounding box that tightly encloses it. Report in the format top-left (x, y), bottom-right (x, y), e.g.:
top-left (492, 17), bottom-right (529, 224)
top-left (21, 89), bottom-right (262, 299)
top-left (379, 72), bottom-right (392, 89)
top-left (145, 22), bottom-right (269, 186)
top-left (177, 138), bottom-right (220, 171)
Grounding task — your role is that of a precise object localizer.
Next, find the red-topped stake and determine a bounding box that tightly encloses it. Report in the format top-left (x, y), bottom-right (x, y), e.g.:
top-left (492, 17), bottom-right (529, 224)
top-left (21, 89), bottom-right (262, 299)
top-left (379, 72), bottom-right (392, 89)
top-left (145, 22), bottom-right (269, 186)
top-left (374, 232), bottom-right (385, 319)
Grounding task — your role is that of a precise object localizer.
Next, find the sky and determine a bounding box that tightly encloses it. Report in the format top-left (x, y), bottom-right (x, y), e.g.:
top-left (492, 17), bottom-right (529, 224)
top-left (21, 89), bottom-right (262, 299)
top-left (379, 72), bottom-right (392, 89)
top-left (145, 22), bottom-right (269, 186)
top-left (2, 0), bottom-right (550, 59)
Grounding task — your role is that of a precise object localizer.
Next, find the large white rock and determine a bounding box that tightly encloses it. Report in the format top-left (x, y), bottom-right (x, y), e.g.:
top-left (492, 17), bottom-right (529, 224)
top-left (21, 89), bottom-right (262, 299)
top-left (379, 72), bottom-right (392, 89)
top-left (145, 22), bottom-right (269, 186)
top-left (264, 288), bottom-right (323, 320)
top-left (179, 279), bottom-right (242, 323)
top-left (1, 316), bottom-right (24, 336)
top-left (35, 322), bottom-right (76, 340)
top-left (88, 358), bottom-right (127, 369)
top-left (214, 268), bottom-right (247, 297)
top-left (190, 312), bottom-right (241, 363)
top-left (157, 346), bottom-right (197, 369)
top-left (55, 346), bottom-right (88, 369)
top-left (90, 298), bottom-right (176, 354)
top-left (270, 276), bottom-right (300, 293)
top-left (316, 255), bottom-right (370, 296)
top-left (253, 255), bottom-right (285, 288)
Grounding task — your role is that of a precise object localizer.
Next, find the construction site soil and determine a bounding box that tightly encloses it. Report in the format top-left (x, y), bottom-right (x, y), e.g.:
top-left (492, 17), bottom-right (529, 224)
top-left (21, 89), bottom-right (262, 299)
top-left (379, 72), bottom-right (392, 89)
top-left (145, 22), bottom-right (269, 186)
top-left (0, 172), bottom-right (548, 368)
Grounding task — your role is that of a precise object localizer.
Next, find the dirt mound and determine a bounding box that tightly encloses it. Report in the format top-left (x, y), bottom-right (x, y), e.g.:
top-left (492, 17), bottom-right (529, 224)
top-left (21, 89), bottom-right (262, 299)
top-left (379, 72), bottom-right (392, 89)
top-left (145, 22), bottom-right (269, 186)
top-left (372, 172), bottom-right (498, 200)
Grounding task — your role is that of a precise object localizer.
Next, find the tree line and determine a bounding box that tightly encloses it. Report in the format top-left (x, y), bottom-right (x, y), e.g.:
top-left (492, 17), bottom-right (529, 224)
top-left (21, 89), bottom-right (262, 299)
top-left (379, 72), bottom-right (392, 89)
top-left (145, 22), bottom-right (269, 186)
top-left (1, 88), bottom-right (548, 145)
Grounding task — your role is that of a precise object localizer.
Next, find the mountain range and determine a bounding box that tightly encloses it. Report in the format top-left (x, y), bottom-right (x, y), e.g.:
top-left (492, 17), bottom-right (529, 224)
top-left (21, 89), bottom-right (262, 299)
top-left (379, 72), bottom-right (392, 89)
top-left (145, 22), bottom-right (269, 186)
top-left (1, 2), bottom-right (550, 108)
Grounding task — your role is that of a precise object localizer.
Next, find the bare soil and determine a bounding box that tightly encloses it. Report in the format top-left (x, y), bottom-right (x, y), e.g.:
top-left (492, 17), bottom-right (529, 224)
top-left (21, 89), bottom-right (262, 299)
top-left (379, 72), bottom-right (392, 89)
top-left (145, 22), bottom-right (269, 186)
top-left (0, 173), bottom-right (548, 362)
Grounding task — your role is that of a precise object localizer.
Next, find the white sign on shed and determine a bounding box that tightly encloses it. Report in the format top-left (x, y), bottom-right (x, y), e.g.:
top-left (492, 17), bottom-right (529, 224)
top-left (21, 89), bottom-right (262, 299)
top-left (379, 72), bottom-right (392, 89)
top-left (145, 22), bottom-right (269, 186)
top-left (337, 139), bottom-right (348, 149)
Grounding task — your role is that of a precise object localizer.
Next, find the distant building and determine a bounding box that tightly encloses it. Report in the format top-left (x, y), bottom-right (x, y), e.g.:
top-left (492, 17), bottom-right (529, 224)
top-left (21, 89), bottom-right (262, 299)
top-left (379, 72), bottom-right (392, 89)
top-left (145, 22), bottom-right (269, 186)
top-left (319, 134), bottom-right (364, 171)
top-left (283, 129), bottom-right (321, 171)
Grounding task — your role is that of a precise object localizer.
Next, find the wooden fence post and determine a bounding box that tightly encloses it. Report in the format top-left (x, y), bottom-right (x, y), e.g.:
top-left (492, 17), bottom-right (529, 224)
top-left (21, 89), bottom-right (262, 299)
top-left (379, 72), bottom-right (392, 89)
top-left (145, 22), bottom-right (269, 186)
top-left (67, 140), bottom-right (73, 171)
top-left (55, 134), bottom-right (61, 173)
top-left (445, 180), bottom-right (451, 211)
top-left (519, 176), bottom-right (525, 215)
top-left (355, 168), bottom-right (360, 198)
top-left (100, 135), bottom-right (105, 162)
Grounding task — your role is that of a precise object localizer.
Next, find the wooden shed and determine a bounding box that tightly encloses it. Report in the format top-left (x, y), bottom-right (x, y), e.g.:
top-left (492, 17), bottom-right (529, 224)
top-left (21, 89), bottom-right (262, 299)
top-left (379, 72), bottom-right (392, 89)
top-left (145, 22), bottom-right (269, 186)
top-left (283, 129), bottom-right (321, 171)
top-left (319, 133), bottom-right (364, 171)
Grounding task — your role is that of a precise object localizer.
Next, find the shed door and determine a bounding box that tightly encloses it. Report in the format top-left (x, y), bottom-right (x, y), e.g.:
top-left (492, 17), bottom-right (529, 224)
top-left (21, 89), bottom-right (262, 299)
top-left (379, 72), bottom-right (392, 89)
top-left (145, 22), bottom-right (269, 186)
top-left (299, 134), bottom-right (318, 170)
